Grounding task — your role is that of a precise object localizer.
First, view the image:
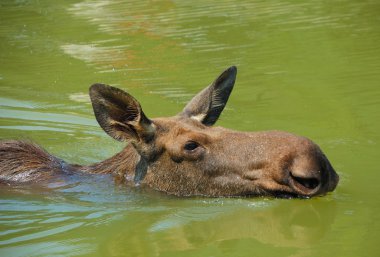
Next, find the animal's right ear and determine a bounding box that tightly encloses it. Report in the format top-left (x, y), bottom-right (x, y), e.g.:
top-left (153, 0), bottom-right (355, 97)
top-left (89, 84), bottom-right (155, 143)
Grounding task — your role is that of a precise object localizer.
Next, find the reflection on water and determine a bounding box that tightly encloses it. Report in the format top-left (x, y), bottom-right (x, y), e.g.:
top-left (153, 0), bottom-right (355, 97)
top-left (1, 0), bottom-right (380, 256)
top-left (99, 198), bottom-right (337, 256)
top-left (0, 179), bottom-right (337, 256)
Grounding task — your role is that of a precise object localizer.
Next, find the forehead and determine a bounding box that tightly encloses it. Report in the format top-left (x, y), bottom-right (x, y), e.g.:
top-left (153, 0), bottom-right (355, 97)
top-left (152, 117), bottom-right (208, 134)
top-left (152, 117), bottom-right (221, 147)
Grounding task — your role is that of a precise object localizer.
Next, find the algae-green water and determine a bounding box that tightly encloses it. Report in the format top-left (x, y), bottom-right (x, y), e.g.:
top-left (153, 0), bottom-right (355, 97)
top-left (1, 1), bottom-right (379, 256)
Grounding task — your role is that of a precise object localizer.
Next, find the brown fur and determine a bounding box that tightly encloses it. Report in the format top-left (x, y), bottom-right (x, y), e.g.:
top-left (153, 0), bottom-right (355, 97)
top-left (0, 140), bottom-right (67, 183)
top-left (0, 67), bottom-right (339, 197)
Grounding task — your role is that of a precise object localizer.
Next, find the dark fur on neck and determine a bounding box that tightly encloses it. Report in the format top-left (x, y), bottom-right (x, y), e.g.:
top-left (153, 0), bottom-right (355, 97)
top-left (0, 140), bottom-right (139, 184)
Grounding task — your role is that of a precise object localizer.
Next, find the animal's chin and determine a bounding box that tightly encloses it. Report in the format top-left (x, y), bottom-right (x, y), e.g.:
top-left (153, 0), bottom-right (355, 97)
top-left (259, 187), bottom-right (316, 199)
top-left (272, 191), bottom-right (311, 199)
top-left (229, 191), bottom-right (311, 199)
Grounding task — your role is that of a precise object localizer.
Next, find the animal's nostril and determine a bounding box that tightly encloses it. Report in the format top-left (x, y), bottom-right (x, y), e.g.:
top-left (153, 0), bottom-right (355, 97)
top-left (291, 175), bottom-right (320, 190)
top-left (290, 172), bottom-right (321, 191)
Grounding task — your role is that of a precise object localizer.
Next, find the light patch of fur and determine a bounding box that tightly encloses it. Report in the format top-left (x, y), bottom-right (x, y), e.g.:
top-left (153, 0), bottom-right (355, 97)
top-left (191, 113), bottom-right (206, 122)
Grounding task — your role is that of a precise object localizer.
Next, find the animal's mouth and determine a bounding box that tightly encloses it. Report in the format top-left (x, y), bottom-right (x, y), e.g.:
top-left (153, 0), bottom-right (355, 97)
top-left (263, 189), bottom-right (309, 199)
top-left (241, 172), bottom-right (322, 198)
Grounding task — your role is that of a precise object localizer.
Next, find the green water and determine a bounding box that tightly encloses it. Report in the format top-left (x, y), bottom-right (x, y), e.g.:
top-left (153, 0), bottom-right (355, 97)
top-left (0, 0), bottom-right (379, 256)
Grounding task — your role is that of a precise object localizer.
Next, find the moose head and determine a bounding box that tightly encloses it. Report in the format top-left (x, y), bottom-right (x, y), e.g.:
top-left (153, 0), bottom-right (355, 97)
top-left (88, 66), bottom-right (339, 198)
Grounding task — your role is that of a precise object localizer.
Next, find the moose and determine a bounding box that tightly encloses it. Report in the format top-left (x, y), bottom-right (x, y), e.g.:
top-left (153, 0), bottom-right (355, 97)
top-left (0, 66), bottom-right (339, 198)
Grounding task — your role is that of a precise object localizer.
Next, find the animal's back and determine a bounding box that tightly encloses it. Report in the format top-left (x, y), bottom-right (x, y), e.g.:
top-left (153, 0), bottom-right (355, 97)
top-left (0, 140), bottom-right (68, 183)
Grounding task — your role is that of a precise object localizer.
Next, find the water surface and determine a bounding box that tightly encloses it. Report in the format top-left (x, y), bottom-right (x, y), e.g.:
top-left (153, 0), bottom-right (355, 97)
top-left (1, 0), bottom-right (379, 256)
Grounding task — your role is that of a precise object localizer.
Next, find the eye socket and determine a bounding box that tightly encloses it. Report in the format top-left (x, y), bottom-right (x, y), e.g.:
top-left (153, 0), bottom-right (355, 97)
top-left (184, 141), bottom-right (200, 152)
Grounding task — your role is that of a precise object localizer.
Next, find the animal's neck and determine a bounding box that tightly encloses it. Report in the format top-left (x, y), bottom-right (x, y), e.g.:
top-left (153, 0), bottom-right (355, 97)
top-left (79, 144), bottom-right (140, 182)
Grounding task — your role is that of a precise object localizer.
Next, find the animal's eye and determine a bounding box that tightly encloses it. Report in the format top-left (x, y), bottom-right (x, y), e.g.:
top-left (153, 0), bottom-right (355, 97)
top-left (184, 141), bottom-right (199, 151)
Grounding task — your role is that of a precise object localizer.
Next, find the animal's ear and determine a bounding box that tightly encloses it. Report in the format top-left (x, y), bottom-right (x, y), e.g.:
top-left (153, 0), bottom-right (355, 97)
top-left (89, 84), bottom-right (155, 142)
top-left (179, 66), bottom-right (237, 126)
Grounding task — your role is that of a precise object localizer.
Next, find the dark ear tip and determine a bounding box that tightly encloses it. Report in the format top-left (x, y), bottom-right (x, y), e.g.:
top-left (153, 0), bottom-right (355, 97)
top-left (218, 66), bottom-right (237, 82)
top-left (227, 65), bottom-right (237, 75)
top-left (89, 83), bottom-right (119, 101)
top-left (216, 66), bottom-right (237, 87)
top-left (89, 83), bottom-right (107, 94)
top-left (228, 65), bottom-right (237, 72)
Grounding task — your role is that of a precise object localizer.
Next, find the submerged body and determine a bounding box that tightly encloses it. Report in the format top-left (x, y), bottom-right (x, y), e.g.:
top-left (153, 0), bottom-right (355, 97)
top-left (0, 67), bottom-right (339, 197)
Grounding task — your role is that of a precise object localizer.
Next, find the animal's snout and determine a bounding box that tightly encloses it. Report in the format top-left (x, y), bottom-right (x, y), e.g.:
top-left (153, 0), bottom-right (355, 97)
top-left (286, 152), bottom-right (338, 197)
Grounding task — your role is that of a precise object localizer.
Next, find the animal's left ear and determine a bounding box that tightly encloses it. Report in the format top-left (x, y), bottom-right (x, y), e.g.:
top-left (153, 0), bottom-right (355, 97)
top-left (179, 66), bottom-right (237, 126)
